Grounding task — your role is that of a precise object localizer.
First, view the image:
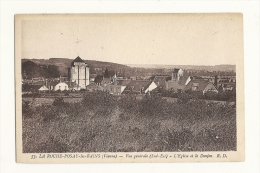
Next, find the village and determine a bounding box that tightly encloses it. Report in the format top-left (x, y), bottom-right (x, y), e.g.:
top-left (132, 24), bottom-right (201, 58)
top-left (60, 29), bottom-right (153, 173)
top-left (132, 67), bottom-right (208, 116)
top-left (21, 56), bottom-right (238, 153)
top-left (22, 56), bottom-right (236, 101)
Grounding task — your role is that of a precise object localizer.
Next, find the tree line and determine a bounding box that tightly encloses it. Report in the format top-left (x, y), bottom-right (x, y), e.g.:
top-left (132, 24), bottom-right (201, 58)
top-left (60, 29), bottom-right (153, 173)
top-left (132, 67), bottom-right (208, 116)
top-left (22, 60), bottom-right (60, 79)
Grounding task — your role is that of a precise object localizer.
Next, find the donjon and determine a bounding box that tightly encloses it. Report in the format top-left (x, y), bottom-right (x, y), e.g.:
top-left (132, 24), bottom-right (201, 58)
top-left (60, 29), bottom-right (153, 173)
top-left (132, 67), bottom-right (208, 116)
top-left (68, 56), bottom-right (89, 89)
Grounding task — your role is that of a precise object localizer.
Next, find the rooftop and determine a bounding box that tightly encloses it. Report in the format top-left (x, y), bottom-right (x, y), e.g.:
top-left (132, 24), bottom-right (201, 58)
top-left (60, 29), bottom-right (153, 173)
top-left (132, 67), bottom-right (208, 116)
top-left (173, 68), bottom-right (181, 73)
top-left (122, 80), bottom-right (153, 94)
top-left (112, 79), bottom-right (131, 86)
top-left (71, 56), bottom-right (88, 66)
top-left (184, 79), bottom-right (216, 91)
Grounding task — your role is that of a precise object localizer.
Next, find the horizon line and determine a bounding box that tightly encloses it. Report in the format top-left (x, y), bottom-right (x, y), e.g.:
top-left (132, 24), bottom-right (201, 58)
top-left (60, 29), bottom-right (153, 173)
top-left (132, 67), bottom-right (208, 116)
top-left (21, 58), bottom-right (236, 67)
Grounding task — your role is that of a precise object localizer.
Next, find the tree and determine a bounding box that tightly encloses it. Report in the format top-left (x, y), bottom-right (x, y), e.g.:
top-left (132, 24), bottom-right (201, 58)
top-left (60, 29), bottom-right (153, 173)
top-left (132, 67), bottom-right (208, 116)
top-left (94, 75), bottom-right (103, 85)
top-left (108, 70), bottom-right (115, 78)
top-left (104, 68), bottom-right (109, 78)
top-left (22, 60), bottom-right (60, 79)
top-left (22, 61), bottom-right (40, 79)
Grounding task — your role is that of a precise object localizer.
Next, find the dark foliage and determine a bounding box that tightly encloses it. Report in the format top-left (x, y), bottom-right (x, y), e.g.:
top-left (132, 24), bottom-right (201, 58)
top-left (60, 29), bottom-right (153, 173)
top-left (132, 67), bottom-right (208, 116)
top-left (82, 91), bottom-right (118, 116)
top-left (52, 97), bottom-right (65, 106)
top-left (94, 75), bottom-right (103, 85)
top-left (22, 60), bottom-right (60, 79)
top-left (104, 68), bottom-right (110, 78)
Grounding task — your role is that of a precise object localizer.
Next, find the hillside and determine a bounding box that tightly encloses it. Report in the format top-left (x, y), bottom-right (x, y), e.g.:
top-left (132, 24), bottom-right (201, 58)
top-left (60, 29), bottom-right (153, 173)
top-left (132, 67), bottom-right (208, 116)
top-left (22, 58), bottom-right (131, 76)
top-left (22, 58), bottom-right (236, 79)
top-left (127, 64), bottom-right (236, 72)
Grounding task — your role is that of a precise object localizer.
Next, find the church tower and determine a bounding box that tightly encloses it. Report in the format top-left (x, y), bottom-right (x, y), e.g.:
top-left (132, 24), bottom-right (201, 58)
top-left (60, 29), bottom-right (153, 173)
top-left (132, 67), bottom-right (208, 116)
top-left (172, 68), bottom-right (183, 81)
top-left (69, 56), bottom-right (89, 89)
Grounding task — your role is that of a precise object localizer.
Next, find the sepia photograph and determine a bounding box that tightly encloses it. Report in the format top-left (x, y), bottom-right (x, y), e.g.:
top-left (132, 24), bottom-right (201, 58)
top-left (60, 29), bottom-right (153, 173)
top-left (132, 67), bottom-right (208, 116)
top-left (15, 13), bottom-right (244, 163)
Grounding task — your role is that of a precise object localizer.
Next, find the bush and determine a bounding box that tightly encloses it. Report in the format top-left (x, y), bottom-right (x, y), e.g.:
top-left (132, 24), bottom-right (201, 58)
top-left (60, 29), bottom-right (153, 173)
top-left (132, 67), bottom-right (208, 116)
top-left (81, 90), bottom-right (118, 116)
top-left (22, 101), bottom-right (33, 119)
top-left (80, 89), bottom-right (86, 92)
top-left (177, 93), bottom-right (193, 104)
top-left (118, 94), bottom-right (170, 117)
top-left (138, 94), bottom-right (168, 116)
top-left (118, 95), bottom-right (140, 114)
top-left (53, 97), bottom-right (65, 106)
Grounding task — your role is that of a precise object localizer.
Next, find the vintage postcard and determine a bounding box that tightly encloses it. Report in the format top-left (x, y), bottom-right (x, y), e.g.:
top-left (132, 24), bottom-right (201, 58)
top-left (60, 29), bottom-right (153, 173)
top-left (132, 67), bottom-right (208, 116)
top-left (15, 14), bottom-right (244, 163)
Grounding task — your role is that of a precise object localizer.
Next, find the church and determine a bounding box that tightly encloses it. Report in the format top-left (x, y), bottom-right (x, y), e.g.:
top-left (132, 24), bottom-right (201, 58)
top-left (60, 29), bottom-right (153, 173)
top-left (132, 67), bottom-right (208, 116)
top-left (68, 56), bottom-right (89, 89)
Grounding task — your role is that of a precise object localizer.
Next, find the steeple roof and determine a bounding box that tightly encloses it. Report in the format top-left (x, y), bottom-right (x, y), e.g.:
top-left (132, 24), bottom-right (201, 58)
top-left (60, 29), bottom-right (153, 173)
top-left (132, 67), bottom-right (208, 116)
top-left (70, 56), bottom-right (88, 66)
top-left (72, 56), bottom-right (84, 63)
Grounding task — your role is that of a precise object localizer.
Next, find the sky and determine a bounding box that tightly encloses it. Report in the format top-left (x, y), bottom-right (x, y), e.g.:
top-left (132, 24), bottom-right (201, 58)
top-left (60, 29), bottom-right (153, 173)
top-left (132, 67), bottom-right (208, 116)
top-left (20, 14), bottom-right (243, 66)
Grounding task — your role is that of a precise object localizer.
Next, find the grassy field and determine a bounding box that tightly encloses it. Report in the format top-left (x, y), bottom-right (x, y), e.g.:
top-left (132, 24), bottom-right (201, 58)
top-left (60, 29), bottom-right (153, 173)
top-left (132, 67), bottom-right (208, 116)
top-left (23, 97), bottom-right (82, 107)
top-left (22, 91), bottom-right (236, 153)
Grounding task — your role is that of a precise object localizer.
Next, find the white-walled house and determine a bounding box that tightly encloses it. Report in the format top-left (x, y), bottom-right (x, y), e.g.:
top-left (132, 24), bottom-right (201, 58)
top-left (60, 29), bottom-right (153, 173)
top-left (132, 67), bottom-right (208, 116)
top-left (54, 82), bottom-right (69, 91)
top-left (49, 81), bottom-right (69, 91)
top-left (38, 85), bottom-right (49, 91)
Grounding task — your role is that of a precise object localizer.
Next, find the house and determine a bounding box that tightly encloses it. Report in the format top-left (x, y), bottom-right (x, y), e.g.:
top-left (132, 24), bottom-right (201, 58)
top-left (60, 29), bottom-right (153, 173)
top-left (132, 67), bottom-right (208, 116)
top-left (214, 75), bottom-right (236, 87)
top-left (65, 81), bottom-right (79, 91)
top-left (93, 75), bottom-right (113, 86)
top-left (86, 83), bottom-right (104, 92)
top-left (200, 76), bottom-right (215, 83)
top-left (184, 79), bottom-right (218, 94)
top-left (49, 81), bottom-right (69, 91)
top-left (31, 77), bottom-right (44, 82)
top-left (105, 79), bottom-right (131, 95)
top-left (38, 85), bottom-right (49, 92)
top-left (219, 83), bottom-right (236, 91)
top-left (152, 75), bottom-right (171, 89)
top-left (122, 80), bottom-right (157, 95)
top-left (148, 69), bottom-right (190, 92)
top-left (130, 76), bottom-right (137, 80)
top-left (178, 76), bottom-right (192, 86)
top-left (165, 81), bottom-right (184, 92)
top-left (101, 78), bottom-right (112, 86)
top-left (165, 76), bottom-right (191, 91)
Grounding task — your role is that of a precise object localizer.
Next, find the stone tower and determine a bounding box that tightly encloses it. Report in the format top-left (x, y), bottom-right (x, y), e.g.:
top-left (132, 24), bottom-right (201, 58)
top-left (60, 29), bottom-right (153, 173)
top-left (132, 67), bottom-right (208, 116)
top-left (172, 68), bottom-right (183, 81)
top-left (69, 56), bottom-right (89, 89)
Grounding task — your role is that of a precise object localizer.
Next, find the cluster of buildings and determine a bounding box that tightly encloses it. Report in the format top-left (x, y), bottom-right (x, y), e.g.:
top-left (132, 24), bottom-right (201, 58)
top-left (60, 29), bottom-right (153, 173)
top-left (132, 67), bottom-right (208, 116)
top-left (22, 56), bottom-right (236, 95)
top-left (22, 57), bottom-right (88, 93)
